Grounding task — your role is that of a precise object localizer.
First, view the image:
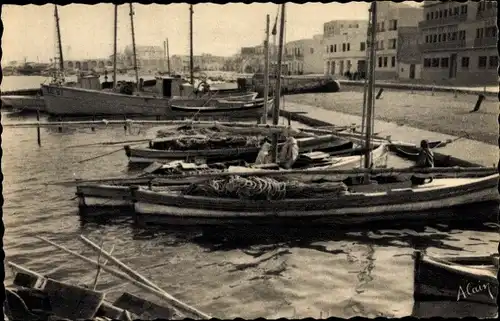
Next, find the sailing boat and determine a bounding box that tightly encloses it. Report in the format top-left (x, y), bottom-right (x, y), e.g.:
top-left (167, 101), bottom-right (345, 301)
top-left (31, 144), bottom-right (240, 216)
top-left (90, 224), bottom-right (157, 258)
top-left (41, 4), bottom-right (263, 117)
top-left (120, 2), bottom-right (498, 227)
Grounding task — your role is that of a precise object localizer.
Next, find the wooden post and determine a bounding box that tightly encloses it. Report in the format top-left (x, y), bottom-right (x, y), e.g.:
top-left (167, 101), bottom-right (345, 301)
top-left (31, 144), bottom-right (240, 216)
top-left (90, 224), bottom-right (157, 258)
top-left (36, 109), bottom-right (41, 146)
top-left (92, 115), bottom-right (95, 131)
top-left (113, 4), bottom-right (118, 90)
top-left (271, 4), bottom-right (286, 163)
top-left (363, 1), bottom-right (377, 173)
top-left (129, 3), bottom-right (140, 89)
top-left (261, 14), bottom-right (270, 124)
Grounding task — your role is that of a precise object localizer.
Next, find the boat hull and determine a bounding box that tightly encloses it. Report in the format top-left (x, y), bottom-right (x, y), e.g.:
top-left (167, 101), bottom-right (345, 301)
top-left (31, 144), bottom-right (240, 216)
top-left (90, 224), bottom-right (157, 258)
top-left (132, 174), bottom-right (499, 226)
top-left (1, 95), bottom-right (46, 112)
top-left (413, 251), bottom-right (498, 306)
top-left (41, 84), bottom-right (262, 117)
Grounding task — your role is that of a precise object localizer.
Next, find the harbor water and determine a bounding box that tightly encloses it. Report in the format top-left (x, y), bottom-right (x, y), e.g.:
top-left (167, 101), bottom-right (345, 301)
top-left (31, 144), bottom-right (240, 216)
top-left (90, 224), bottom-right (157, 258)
top-left (1, 76), bottom-right (498, 318)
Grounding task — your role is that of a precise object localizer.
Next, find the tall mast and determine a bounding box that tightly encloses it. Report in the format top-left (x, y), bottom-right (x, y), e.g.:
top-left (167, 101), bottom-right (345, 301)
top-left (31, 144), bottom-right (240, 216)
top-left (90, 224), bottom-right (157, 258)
top-left (271, 4), bottom-right (286, 162)
top-left (261, 14), bottom-right (270, 124)
top-left (189, 4), bottom-right (194, 85)
top-left (166, 38), bottom-right (171, 74)
top-left (113, 4), bottom-right (118, 89)
top-left (129, 3), bottom-right (140, 88)
top-left (54, 5), bottom-right (64, 73)
top-left (363, 2), bottom-right (377, 171)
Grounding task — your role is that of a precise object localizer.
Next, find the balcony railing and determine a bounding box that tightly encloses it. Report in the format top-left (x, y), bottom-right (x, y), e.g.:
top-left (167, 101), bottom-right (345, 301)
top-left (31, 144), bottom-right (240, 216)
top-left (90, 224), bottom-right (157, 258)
top-left (474, 37), bottom-right (497, 48)
top-left (476, 9), bottom-right (497, 19)
top-left (419, 14), bottom-right (467, 28)
top-left (420, 39), bottom-right (466, 52)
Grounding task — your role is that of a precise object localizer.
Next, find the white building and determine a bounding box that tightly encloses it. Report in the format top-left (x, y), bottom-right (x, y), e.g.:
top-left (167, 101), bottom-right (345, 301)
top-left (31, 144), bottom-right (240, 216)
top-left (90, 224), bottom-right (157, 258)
top-left (284, 35), bottom-right (324, 75)
top-left (323, 20), bottom-right (369, 78)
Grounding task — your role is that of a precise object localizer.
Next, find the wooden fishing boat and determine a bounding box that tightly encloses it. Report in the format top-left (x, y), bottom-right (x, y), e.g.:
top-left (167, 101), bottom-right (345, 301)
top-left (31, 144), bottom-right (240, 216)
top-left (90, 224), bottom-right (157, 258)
top-left (131, 173), bottom-right (499, 226)
top-left (6, 235), bottom-right (211, 320)
top-left (413, 251), bottom-right (498, 306)
top-left (250, 74), bottom-right (341, 96)
top-left (124, 133), bottom-right (354, 164)
top-left (41, 76), bottom-right (260, 117)
top-left (0, 95), bottom-right (46, 112)
top-left (168, 97), bottom-right (271, 119)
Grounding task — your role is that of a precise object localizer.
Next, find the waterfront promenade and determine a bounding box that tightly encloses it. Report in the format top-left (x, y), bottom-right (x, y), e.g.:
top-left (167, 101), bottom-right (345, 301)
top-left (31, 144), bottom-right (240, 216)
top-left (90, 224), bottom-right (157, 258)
top-left (281, 100), bottom-right (497, 167)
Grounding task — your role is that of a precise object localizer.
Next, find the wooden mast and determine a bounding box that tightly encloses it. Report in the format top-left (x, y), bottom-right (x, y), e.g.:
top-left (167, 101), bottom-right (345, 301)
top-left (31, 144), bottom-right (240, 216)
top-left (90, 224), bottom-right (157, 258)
top-left (271, 4), bottom-right (286, 162)
top-left (166, 38), bottom-right (171, 74)
top-left (113, 4), bottom-right (118, 89)
top-left (54, 5), bottom-right (64, 74)
top-left (262, 14), bottom-right (270, 124)
top-left (189, 4), bottom-right (194, 85)
top-left (129, 3), bottom-right (140, 89)
top-left (363, 1), bottom-right (377, 172)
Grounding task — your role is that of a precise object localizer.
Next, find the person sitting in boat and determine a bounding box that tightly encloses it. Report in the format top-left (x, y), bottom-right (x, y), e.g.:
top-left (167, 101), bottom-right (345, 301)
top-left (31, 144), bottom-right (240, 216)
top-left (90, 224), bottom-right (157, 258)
top-left (411, 139), bottom-right (434, 186)
top-left (255, 137), bottom-right (272, 165)
top-left (279, 128), bottom-right (299, 169)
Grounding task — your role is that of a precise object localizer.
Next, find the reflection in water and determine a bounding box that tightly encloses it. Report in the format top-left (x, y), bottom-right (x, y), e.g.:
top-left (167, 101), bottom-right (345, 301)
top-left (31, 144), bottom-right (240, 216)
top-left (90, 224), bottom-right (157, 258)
top-left (2, 107), bottom-right (498, 319)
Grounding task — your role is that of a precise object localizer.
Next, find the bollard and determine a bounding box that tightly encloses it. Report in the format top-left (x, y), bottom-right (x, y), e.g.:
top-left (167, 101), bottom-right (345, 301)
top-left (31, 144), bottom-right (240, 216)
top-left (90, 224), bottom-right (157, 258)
top-left (410, 86), bottom-right (414, 94)
top-left (471, 94), bottom-right (485, 113)
top-left (36, 109), bottom-right (41, 146)
top-left (375, 88), bottom-right (384, 99)
top-left (288, 112), bottom-right (292, 126)
top-left (123, 115), bottom-right (127, 132)
top-left (431, 86), bottom-right (434, 96)
top-left (454, 90), bottom-right (457, 98)
top-left (91, 115), bottom-right (96, 131)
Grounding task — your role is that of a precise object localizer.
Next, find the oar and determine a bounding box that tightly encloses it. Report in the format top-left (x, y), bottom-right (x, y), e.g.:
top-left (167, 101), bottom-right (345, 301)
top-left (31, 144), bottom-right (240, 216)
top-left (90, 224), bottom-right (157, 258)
top-left (78, 142), bottom-right (144, 164)
top-left (36, 236), bottom-right (211, 320)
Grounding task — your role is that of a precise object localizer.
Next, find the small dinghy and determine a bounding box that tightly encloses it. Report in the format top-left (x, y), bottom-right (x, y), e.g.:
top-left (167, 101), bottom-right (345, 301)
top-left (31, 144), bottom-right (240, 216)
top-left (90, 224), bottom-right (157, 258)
top-left (413, 251), bottom-right (498, 306)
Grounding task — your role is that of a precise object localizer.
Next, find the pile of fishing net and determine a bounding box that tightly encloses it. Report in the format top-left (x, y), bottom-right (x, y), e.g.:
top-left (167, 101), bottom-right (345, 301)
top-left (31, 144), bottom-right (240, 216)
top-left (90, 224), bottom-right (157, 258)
top-left (152, 134), bottom-right (262, 151)
top-left (183, 175), bottom-right (350, 200)
top-left (156, 126), bottom-right (222, 138)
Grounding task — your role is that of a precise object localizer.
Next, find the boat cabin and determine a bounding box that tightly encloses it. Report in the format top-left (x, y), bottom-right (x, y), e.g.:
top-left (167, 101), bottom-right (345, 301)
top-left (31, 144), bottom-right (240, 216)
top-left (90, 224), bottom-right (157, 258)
top-left (155, 76), bottom-right (194, 98)
top-left (75, 75), bottom-right (102, 90)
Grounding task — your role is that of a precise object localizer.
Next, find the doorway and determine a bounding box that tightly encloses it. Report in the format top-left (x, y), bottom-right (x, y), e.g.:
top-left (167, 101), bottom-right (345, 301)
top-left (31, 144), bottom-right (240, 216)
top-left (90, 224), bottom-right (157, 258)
top-left (449, 54), bottom-right (457, 78)
top-left (409, 64), bottom-right (416, 79)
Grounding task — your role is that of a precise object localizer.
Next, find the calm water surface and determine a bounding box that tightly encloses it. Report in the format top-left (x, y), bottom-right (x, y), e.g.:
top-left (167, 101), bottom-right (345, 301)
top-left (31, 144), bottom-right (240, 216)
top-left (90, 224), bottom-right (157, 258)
top-left (1, 76), bottom-right (498, 318)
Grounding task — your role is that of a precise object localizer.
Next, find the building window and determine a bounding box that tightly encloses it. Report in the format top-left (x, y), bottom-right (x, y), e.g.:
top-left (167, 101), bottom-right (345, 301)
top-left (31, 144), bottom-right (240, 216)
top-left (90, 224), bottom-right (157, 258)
top-left (342, 43), bottom-right (346, 52)
top-left (485, 26), bottom-right (497, 38)
top-left (440, 57), bottom-right (449, 68)
top-left (444, 10), bottom-right (448, 18)
top-left (433, 34), bottom-right (437, 42)
top-left (380, 40), bottom-right (384, 50)
top-left (452, 32), bottom-right (457, 40)
top-left (439, 10), bottom-right (443, 18)
top-left (378, 57), bottom-right (382, 68)
top-left (489, 56), bottom-right (498, 69)
top-left (461, 57), bottom-right (469, 68)
top-left (460, 5), bottom-right (467, 14)
top-left (478, 56), bottom-right (487, 68)
top-left (383, 57), bottom-right (388, 67)
top-left (424, 58), bottom-right (431, 68)
top-left (389, 19), bottom-right (398, 31)
top-left (438, 34), bottom-right (442, 42)
top-left (334, 44), bottom-right (337, 52)
top-left (381, 21), bottom-right (385, 31)
top-left (476, 28), bottom-right (484, 38)
top-left (425, 35), bottom-right (429, 43)
top-left (347, 43), bottom-right (350, 51)
top-left (458, 30), bottom-right (465, 40)
top-left (391, 56), bottom-right (396, 67)
top-left (430, 12), bottom-right (433, 19)
top-left (389, 39), bottom-right (397, 49)
top-left (448, 8), bottom-right (452, 16)
top-left (360, 42), bottom-right (366, 51)
top-left (454, 7), bottom-right (459, 15)
top-left (431, 58), bottom-right (440, 67)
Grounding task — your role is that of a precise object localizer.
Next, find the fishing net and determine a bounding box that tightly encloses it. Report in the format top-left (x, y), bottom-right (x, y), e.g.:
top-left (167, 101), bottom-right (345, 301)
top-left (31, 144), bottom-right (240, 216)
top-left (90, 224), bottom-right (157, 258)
top-left (183, 175), bottom-right (349, 200)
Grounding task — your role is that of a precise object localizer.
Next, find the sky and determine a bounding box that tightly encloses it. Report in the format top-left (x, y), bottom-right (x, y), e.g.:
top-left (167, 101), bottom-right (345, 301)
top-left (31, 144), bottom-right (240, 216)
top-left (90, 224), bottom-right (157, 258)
top-left (2, 2), bottom-right (421, 63)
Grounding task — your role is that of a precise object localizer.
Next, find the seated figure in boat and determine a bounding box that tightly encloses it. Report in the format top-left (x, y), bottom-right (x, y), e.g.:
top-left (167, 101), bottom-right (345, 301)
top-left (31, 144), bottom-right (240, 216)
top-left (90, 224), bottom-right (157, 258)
top-left (255, 137), bottom-right (273, 165)
top-left (411, 139), bottom-right (434, 186)
top-left (279, 128), bottom-right (299, 169)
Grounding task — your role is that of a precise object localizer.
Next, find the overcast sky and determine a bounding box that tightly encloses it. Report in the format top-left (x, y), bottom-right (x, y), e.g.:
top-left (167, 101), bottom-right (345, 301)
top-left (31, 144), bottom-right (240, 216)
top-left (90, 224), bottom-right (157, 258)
top-left (2, 2), bottom-right (421, 63)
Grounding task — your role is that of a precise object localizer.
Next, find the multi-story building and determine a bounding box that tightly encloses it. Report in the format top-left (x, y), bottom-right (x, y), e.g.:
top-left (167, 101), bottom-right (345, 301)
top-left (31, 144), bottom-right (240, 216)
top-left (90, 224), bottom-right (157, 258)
top-left (323, 20), bottom-right (369, 78)
top-left (283, 35), bottom-right (324, 75)
top-left (123, 45), bottom-right (166, 72)
top-left (374, 2), bottom-right (424, 80)
top-left (419, 0), bottom-right (497, 85)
